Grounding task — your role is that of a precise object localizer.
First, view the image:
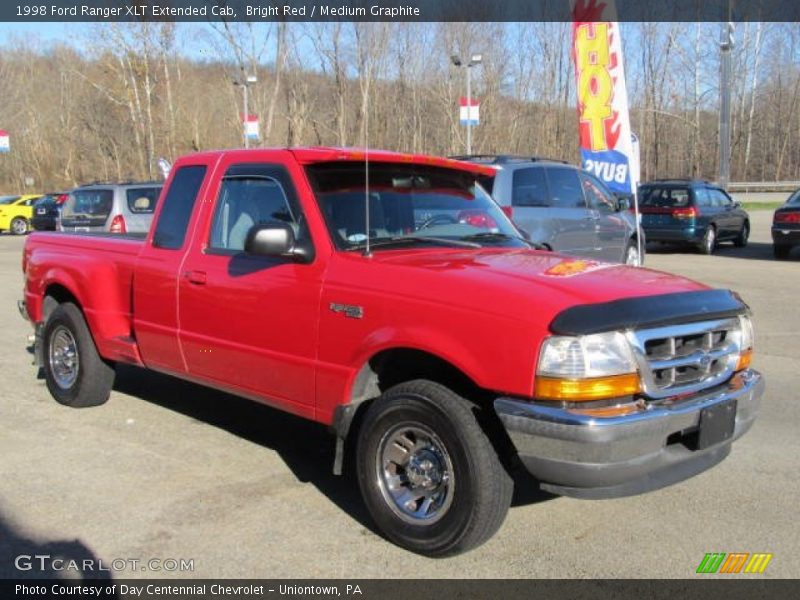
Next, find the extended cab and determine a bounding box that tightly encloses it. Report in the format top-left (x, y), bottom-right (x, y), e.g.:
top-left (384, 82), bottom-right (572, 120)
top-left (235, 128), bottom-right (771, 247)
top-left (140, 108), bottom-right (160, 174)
top-left (20, 148), bottom-right (764, 556)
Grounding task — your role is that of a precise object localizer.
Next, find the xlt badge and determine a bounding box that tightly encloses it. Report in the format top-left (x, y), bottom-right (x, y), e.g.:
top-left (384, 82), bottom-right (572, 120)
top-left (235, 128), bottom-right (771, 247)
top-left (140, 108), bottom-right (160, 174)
top-left (329, 303), bottom-right (364, 319)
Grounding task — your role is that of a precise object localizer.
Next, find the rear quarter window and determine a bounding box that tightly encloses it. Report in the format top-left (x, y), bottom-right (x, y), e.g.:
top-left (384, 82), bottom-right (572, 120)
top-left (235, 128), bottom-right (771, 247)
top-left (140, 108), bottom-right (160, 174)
top-left (152, 166), bottom-right (207, 250)
top-left (126, 187), bottom-right (162, 214)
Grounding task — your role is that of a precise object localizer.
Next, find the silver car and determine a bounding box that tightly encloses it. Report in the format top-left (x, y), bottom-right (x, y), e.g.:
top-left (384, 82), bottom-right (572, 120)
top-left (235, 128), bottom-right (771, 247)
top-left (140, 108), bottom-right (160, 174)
top-left (59, 182), bottom-right (163, 234)
top-left (456, 155), bottom-right (644, 265)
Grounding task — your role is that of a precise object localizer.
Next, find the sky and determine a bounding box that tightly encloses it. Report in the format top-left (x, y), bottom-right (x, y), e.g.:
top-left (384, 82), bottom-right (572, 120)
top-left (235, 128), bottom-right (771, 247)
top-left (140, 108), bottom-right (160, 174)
top-left (0, 22), bottom-right (78, 43)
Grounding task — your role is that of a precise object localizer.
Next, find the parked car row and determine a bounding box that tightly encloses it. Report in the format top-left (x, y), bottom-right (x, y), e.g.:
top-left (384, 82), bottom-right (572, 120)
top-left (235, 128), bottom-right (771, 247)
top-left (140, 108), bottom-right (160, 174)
top-left (637, 179), bottom-right (750, 254)
top-left (0, 182), bottom-right (162, 236)
top-left (454, 155), bottom-right (644, 265)
top-left (4, 165), bottom-right (796, 263)
top-left (453, 156), bottom-right (798, 262)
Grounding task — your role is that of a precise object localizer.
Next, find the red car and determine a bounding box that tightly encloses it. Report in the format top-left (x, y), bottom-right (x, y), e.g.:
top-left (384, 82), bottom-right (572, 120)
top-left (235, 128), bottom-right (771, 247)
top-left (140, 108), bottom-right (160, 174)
top-left (19, 148), bottom-right (763, 556)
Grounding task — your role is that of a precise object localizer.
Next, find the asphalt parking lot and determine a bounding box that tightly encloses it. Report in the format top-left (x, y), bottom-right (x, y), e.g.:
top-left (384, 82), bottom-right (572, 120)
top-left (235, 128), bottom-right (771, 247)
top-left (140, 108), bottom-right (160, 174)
top-left (0, 209), bottom-right (797, 579)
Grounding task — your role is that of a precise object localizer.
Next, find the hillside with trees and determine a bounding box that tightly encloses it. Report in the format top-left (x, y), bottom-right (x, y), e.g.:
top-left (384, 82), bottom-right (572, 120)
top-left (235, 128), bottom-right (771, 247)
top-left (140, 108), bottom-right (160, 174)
top-left (0, 22), bottom-right (798, 191)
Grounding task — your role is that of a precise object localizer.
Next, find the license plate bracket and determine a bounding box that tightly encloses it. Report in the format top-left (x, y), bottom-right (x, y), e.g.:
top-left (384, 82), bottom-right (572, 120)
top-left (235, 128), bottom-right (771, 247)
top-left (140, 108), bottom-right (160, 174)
top-left (696, 399), bottom-right (737, 450)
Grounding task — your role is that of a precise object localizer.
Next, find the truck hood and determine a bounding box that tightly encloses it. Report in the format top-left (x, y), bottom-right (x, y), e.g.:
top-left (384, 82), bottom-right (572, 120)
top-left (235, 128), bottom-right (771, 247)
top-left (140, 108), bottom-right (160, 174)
top-left (354, 248), bottom-right (708, 323)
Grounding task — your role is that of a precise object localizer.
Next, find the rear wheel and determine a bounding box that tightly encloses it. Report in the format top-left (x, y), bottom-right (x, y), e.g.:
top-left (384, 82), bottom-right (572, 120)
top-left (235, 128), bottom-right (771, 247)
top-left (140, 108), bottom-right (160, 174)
top-left (734, 221), bottom-right (750, 248)
top-left (774, 244), bottom-right (791, 260)
top-left (10, 217), bottom-right (29, 235)
top-left (42, 302), bottom-right (115, 407)
top-left (699, 226), bottom-right (716, 255)
top-left (356, 380), bottom-right (513, 557)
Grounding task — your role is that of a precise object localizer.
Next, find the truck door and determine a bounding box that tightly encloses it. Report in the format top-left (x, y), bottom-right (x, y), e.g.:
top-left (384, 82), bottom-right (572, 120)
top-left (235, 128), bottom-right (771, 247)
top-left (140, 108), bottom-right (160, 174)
top-left (133, 163), bottom-right (211, 373)
top-left (177, 157), bottom-right (323, 416)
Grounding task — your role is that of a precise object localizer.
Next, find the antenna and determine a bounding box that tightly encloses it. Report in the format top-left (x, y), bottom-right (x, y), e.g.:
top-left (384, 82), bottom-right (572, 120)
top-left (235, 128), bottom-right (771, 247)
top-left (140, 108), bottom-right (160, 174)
top-left (363, 50), bottom-right (372, 258)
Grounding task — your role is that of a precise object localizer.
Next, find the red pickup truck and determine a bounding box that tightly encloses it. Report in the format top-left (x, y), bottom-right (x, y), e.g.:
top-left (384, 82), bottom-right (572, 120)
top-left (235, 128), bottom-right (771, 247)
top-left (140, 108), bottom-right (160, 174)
top-left (20, 148), bottom-right (763, 556)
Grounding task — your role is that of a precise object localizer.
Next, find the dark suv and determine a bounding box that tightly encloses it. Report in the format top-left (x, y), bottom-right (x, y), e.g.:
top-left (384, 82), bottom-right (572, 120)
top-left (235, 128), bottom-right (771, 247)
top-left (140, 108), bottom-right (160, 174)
top-left (455, 155), bottom-right (643, 265)
top-left (638, 180), bottom-right (750, 254)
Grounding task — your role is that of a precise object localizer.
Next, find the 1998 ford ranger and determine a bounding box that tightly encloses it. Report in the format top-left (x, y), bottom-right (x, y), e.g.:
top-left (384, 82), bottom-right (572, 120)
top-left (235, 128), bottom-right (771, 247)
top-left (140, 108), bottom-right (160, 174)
top-left (19, 148), bottom-right (763, 556)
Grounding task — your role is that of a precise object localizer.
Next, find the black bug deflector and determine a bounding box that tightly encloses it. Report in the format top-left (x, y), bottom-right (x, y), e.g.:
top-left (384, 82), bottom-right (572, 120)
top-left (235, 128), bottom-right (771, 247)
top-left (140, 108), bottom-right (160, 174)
top-left (549, 289), bottom-right (748, 336)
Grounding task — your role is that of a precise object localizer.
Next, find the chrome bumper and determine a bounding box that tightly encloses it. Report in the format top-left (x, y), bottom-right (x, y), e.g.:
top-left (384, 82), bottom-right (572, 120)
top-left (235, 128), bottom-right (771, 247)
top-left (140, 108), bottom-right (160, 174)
top-left (19, 299), bottom-right (43, 365)
top-left (495, 369), bottom-right (764, 499)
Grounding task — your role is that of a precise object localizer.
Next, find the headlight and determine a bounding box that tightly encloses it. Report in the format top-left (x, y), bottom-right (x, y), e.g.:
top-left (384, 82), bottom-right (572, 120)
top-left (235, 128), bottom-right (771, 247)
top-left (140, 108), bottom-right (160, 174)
top-left (736, 315), bottom-right (754, 371)
top-left (535, 332), bottom-right (641, 401)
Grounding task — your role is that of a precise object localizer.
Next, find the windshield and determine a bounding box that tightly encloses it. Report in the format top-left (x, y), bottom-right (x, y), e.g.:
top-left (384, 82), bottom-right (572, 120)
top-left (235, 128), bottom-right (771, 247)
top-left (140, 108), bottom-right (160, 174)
top-left (305, 162), bottom-right (527, 251)
top-left (62, 189), bottom-right (113, 219)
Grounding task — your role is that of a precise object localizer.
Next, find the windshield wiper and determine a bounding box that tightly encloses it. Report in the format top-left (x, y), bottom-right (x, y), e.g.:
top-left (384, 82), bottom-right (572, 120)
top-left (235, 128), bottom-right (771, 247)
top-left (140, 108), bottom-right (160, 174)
top-left (346, 235), bottom-right (481, 251)
top-left (459, 231), bottom-right (532, 244)
top-left (459, 232), bottom-right (551, 250)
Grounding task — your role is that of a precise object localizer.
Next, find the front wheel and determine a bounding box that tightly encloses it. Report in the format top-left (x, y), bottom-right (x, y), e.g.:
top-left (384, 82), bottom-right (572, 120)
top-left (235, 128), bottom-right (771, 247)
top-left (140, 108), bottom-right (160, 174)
top-left (42, 302), bottom-right (115, 407)
top-left (623, 240), bottom-right (641, 266)
top-left (699, 226), bottom-right (716, 255)
top-left (356, 380), bottom-right (513, 557)
top-left (10, 217), bottom-right (29, 235)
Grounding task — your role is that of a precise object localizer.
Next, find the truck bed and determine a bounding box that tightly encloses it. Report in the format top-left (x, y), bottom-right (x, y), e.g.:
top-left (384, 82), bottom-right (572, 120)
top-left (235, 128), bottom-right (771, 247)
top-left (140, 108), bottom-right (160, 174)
top-left (23, 231), bottom-right (145, 365)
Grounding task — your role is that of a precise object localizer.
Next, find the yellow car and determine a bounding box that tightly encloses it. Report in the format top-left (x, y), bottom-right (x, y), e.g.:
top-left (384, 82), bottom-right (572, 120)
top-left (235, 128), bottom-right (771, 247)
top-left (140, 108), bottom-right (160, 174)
top-left (0, 194), bottom-right (44, 235)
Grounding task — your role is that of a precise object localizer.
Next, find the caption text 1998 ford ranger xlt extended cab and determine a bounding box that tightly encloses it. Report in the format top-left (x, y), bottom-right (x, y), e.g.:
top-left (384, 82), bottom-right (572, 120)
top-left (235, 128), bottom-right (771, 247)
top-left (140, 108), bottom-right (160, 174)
top-left (20, 148), bottom-right (763, 556)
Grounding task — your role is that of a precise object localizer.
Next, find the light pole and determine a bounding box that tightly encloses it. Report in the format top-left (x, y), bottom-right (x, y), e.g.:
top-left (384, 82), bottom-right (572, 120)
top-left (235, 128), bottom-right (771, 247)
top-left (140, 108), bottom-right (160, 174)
top-left (451, 54), bottom-right (482, 155)
top-left (718, 22), bottom-right (734, 190)
top-left (234, 73), bottom-right (257, 149)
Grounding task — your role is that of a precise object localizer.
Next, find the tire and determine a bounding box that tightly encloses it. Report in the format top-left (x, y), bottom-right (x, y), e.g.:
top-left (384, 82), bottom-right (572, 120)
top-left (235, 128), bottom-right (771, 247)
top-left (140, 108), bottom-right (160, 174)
top-left (734, 221), bottom-right (749, 248)
top-left (10, 217), bottom-right (29, 236)
top-left (699, 225), bottom-right (716, 255)
top-left (42, 302), bottom-right (115, 407)
top-left (623, 240), bottom-right (641, 266)
top-left (356, 380), bottom-right (513, 557)
top-left (774, 244), bottom-right (791, 260)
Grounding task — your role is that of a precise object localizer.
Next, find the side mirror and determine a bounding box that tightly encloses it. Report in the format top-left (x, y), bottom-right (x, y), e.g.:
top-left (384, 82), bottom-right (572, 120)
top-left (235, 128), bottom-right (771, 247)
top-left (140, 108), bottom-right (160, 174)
top-left (733, 200), bottom-right (742, 208)
top-left (615, 196), bottom-right (631, 211)
top-left (244, 222), bottom-right (312, 262)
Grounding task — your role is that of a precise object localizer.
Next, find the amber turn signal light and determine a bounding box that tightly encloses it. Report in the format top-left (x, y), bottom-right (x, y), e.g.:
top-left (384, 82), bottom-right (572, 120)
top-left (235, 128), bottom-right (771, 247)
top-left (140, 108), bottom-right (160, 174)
top-left (534, 373), bottom-right (641, 401)
top-left (736, 349), bottom-right (753, 372)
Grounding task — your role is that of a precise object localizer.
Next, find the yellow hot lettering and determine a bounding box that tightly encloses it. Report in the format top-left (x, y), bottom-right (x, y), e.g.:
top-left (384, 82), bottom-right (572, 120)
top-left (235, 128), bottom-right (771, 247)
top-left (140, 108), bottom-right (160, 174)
top-left (576, 23), bottom-right (612, 151)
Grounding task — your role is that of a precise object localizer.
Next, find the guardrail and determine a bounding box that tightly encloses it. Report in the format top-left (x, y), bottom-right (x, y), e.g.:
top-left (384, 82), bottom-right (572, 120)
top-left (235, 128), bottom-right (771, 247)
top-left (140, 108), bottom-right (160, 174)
top-left (728, 182), bottom-right (800, 193)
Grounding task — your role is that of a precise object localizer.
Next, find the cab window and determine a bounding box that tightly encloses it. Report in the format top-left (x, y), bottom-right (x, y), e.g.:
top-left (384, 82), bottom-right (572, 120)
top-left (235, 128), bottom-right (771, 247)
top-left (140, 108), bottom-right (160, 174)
top-left (512, 167), bottom-right (550, 207)
top-left (579, 172), bottom-right (616, 212)
top-left (545, 168), bottom-right (585, 208)
top-left (208, 164), bottom-right (306, 253)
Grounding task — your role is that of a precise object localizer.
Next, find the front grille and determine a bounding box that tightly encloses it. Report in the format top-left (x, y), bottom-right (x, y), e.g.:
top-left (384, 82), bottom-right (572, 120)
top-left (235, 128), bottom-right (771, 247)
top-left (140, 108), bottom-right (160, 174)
top-left (628, 318), bottom-right (742, 399)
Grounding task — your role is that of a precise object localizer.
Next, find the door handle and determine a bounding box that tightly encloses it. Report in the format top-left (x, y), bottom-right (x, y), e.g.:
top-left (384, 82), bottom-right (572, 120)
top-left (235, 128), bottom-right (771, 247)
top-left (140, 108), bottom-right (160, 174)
top-left (183, 270), bottom-right (207, 285)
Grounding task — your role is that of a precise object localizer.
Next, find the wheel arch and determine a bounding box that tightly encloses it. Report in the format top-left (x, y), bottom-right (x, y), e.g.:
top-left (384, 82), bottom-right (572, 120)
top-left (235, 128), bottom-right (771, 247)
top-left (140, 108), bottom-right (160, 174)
top-left (331, 347), bottom-right (513, 476)
top-left (43, 283), bottom-right (82, 319)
